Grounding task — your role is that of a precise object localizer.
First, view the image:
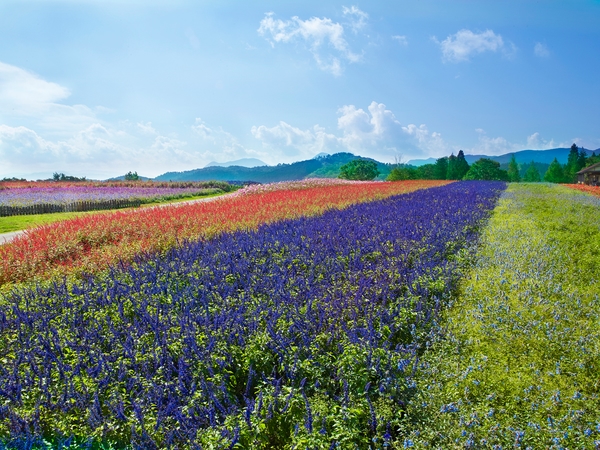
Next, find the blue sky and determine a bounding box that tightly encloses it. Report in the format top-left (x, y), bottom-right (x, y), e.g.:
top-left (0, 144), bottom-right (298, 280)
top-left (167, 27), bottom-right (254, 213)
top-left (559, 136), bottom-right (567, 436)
top-left (1, 0), bottom-right (599, 179)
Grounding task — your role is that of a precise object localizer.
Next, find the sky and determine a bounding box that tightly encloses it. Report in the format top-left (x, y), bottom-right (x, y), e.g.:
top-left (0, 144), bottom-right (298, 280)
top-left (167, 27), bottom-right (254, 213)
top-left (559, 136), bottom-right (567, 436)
top-left (1, 0), bottom-right (599, 179)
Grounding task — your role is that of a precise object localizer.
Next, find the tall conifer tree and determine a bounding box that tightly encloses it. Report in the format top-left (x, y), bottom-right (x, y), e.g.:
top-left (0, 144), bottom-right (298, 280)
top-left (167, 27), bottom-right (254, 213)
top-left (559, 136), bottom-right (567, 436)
top-left (507, 154), bottom-right (521, 182)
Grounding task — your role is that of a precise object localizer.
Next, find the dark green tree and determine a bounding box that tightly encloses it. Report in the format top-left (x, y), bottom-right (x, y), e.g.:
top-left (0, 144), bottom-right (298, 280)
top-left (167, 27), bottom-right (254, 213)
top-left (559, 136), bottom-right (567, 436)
top-left (125, 171), bottom-right (140, 181)
top-left (455, 150), bottom-right (470, 179)
top-left (565, 143), bottom-right (582, 182)
top-left (507, 154), bottom-right (521, 182)
top-left (577, 147), bottom-right (588, 170)
top-left (434, 157), bottom-right (448, 180)
top-left (463, 158), bottom-right (509, 181)
top-left (544, 158), bottom-right (567, 183)
top-left (446, 153), bottom-right (459, 180)
top-left (523, 161), bottom-right (541, 182)
top-left (338, 159), bottom-right (379, 181)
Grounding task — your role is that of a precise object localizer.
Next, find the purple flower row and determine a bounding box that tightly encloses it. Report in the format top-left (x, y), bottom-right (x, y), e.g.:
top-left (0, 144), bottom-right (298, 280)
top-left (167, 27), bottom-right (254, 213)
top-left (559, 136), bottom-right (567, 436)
top-left (0, 186), bottom-right (216, 206)
top-left (0, 181), bottom-right (505, 447)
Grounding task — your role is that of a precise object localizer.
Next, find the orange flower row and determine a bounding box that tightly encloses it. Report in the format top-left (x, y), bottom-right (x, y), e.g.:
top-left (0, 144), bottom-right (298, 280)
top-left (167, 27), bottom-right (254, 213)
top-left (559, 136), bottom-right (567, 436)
top-left (564, 184), bottom-right (600, 198)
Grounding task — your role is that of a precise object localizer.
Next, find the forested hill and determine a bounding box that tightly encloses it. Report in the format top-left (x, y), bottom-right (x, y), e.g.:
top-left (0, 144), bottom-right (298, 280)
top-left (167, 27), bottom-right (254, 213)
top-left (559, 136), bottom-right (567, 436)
top-left (154, 153), bottom-right (393, 182)
top-left (408, 147), bottom-right (598, 166)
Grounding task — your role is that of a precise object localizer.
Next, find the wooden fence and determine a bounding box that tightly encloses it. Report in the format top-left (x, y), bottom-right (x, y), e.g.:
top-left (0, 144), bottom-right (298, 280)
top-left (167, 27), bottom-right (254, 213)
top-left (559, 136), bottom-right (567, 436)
top-left (0, 199), bottom-right (142, 217)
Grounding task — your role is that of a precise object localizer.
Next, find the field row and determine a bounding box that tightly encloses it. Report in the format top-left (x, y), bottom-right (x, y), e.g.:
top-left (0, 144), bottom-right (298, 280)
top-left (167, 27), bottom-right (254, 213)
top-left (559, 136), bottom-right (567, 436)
top-left (0, 180), bottom-right (449, 286)
top-left (0, 182), bottom-right (234, 209)
top-left (403, 184), bottom-right (600, 448)
top-left (0, 181), bottom-right (504, 448)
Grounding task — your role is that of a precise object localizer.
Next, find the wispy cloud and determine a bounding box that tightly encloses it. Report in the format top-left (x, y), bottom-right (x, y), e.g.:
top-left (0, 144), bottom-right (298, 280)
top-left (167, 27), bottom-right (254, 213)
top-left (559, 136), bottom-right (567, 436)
top-left (534, 42), bottom-right (550, 58)
top-left (436, 29), bottom-right (506, 63)
top-left (465, 129), bottom-right (566, 155)
top-left (342, 6), bottom-right (368, 33)
top-left (258, 9), bottom-right (365, 76)
top-left (392, 35), bottom-right (408, 46)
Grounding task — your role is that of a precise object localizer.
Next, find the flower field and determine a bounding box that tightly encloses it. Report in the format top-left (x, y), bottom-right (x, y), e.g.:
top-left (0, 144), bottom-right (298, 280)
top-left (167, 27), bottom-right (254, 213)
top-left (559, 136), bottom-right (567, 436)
top-left (402, 183), bottom-right (600, 448)
top-left (565, 183), bottom-right (600, 198)
top-left (0, 181), bottom-right (233, 209)
top-left (0, 179), bottom-right (449, 286)
top-left (0, 181), bottom-right (504, 448)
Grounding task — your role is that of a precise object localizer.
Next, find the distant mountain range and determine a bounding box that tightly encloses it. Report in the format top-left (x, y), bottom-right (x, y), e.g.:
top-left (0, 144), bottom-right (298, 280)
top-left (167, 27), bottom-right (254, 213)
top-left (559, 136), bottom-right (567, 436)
top-left (204, 158), bottom-right (267, 168)
top-left (154, 153), bottom-right (393, 183)
top-left (407, 147), bottom-right (598, 166)
top-left (119, 147), bottom-right (600, 183)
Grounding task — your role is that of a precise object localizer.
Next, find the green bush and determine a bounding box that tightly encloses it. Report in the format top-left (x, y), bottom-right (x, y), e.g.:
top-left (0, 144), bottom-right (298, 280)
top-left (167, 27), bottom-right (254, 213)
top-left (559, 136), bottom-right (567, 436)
top-left (338, 159), bottom-right (380, 181)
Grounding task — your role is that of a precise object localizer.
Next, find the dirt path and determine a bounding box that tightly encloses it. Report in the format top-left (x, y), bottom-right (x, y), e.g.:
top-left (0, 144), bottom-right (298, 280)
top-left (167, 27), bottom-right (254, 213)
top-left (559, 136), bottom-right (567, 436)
top-left (0, 230), bottom-right (26, 244)
top-left (0, 192), bottom-right (237, 245)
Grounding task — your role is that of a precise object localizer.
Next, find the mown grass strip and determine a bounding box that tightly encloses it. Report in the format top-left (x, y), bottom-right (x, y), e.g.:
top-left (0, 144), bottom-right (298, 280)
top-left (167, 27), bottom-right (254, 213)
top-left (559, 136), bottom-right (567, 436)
top-left (401, 183), bottom-right (600, 449)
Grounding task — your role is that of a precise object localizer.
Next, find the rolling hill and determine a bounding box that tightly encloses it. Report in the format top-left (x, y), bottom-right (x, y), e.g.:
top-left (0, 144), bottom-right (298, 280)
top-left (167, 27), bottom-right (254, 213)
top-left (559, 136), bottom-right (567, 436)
top-left (152, 147), bottom-right (599, 183)
top-left (154, 153), bottom-right (393, 183)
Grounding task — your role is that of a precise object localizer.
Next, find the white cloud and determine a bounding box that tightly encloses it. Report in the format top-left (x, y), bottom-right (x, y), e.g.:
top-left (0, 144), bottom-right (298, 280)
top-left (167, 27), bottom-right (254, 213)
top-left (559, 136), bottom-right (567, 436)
top-left (526, 132), bottom-right (558, 149)
top-left (437, 29), bottom-right (505, 63)
top-left (0, 62), bottom-right (70, 111)
top-left (465, 129), bottom-right (567, 156)
top-left (251, 122), bottom-right (343, 160)
top-left (534, 42), bottom-right (550, 58)
top-left (342, 6), bottom-right (368, 33)
top-left (0, 61), bottom-right (101, 137)
top-left (392, 35), bottom-right (408, 46)
top-left (258, 10), bottom-right (362, 75)
top-left (252, 101), bottom-right (450, 162)
top-left (192, 118), bottom-right (262, 161)
top-left (137, 122), bottom-right (157, 134)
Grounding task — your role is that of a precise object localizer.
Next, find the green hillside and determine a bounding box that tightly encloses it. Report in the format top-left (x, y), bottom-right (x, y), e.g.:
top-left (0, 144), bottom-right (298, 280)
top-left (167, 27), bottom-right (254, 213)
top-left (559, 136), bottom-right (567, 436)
top-left (155, 153), bottom-right (393, 182)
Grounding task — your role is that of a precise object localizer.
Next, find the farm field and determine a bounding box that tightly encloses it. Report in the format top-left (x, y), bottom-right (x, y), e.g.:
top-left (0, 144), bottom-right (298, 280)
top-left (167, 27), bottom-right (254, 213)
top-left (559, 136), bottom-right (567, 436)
top-left (402, 183), bottom-right (600, 448)
top-left (0, 179), bottom-right (448, 286)
top-left (2, 180), bottom-right (599, 449)
top-left (0, 180), bottom-right (503, 448)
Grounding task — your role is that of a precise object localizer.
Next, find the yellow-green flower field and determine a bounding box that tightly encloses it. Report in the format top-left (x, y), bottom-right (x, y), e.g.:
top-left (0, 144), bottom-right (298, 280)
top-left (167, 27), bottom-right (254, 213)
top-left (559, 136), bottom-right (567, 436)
top-left (401, 183), bottom-right (600, 449)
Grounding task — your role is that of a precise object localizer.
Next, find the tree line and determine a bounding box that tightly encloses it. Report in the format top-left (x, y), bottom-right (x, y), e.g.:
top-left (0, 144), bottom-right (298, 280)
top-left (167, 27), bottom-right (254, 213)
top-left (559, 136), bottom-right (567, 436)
top-left (338, 144), bottom-right (599, 182)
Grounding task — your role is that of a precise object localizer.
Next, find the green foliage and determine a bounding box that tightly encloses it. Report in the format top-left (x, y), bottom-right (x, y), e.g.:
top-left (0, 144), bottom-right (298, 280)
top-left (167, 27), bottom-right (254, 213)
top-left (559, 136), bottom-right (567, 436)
top-left (584, 151), bottom-right (600, 167)
top-left (507, 154), bottom-right (521, 182)
top-left (544, 157), bottom-right (567, 183)
top-left (446, 150), bottom-right (470, 180)
top-left (52, 172), bottom-right (87, 182)
top-left (387, 163), bottom-right (443, 181)
top-left (402, 184), bottom-right (600, 448)
top-left (415, 163), bottom-right (437, 180)
top-left (387, 165), bottom-right (417, 181)
top-left (563, 143), bottom-right (586, 182)
top-left (124, 171), bottom-right (140, 181)
top-left (463, 158), bottom-right (509, 181)
top-left (523, 160), bottom-right (542, 182)
top-left (338, 159), bottom-right (380, 181)
top-left (434, 157), bottom-right (448, 180)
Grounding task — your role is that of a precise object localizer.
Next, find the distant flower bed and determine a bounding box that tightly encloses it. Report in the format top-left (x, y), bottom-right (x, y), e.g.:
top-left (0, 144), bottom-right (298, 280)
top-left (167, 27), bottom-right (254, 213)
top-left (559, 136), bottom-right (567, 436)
top-left (564, 183), bottom-right (600, 197)
top-left (0, 186), bottom-right (221, 207)
top-left (230, 177), bottom-right (370, 196)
